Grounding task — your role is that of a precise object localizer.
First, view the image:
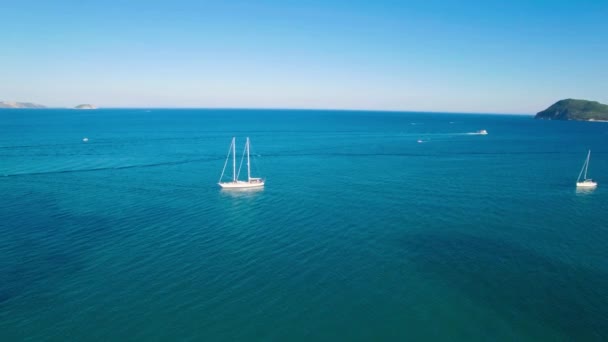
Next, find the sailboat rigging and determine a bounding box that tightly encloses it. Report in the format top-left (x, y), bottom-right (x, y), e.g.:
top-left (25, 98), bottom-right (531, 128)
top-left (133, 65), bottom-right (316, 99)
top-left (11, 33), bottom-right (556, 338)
top-left (218, 137), bottom-right (265, 189)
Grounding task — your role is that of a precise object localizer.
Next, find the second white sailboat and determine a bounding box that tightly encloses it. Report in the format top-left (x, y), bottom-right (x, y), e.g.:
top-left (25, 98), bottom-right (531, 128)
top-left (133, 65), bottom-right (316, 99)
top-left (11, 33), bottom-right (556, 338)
top-left (576, 150), bottom-right (597, 188)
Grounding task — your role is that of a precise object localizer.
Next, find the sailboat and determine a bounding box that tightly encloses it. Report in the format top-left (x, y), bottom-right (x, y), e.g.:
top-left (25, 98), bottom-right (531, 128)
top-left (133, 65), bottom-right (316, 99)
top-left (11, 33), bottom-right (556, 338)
top-left (218, 137), bottom-right (265, 189)
top-left (576, 150), bottom-right (597, 188)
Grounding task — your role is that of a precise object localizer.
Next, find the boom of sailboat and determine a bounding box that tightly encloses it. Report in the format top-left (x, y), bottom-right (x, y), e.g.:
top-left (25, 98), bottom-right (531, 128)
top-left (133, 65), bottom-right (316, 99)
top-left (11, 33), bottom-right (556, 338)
top-left (218, 137), bottom-right (265, 189)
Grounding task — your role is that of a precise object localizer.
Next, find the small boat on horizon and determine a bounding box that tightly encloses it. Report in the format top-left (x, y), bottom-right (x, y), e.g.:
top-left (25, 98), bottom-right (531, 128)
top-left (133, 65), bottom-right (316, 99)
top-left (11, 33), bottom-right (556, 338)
top-left (477, 129), bottom-right (488, 135)
top-left (576, 150), bottom-right (597, 188)
top-left (218, 137), bottom-right (265, 189)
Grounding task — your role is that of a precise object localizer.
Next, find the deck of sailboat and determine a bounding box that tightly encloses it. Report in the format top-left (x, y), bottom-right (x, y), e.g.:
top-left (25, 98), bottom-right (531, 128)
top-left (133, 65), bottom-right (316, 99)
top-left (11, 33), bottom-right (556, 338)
top-left (218, 180), bottom-right (265, 188)
top-left (576, 180), bottom-right (597, 188)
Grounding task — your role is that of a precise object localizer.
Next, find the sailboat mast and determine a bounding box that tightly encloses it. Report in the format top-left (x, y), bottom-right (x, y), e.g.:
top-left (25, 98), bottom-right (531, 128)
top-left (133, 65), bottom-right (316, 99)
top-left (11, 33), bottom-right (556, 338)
top-left (232, 137), bottom-right (236, 182)
top-left (584, 150), bottom-right (591, 180)
top-left (247, 137), bottom-right (251, 181)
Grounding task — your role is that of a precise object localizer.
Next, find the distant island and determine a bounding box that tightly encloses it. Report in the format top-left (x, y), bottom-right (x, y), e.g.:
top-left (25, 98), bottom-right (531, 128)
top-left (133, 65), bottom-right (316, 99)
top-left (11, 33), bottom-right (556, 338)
top-left (535, 99), bottom-right (608, 121)
top-left (74, 104), bottom-right (97, 110)
top-left (0, 101), bottom-right (46, 109)
top-left (0, 101), bottom-right (100, 109)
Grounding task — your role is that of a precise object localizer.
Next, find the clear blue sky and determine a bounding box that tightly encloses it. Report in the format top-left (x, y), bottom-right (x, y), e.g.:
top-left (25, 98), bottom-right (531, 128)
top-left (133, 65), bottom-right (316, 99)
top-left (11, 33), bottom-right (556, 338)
top-left (1, 0), bottom-right (607, 113)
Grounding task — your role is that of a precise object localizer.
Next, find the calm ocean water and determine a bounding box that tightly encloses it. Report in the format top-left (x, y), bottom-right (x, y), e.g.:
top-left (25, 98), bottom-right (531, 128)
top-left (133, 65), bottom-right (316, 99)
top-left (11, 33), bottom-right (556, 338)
top-left (1, 109), bottom-right (607, 340)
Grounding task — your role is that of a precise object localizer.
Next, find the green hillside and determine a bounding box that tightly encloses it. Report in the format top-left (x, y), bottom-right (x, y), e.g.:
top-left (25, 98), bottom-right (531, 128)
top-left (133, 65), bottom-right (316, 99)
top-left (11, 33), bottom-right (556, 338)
top-left (535, 99), bottom-right (608, 121)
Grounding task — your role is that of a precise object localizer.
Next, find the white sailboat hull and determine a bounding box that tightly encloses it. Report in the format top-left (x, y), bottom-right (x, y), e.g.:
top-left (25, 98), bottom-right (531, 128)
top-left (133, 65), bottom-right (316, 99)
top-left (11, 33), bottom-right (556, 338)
top-left (218, 180), bottom-right (265, 189)
top-left (576, 180), bottom-right (597, 188)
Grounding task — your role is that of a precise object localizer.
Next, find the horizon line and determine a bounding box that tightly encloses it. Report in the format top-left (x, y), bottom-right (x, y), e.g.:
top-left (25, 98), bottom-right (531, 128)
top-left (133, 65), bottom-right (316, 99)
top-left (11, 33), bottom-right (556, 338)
top-left (0, 106), bottom-right (535, 116)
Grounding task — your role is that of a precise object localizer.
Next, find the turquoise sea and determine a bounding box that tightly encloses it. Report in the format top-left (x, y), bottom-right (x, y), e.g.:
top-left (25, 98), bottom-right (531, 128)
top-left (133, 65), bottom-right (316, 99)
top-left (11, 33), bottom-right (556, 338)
top-left (1, 109), bottom-right (607, 340)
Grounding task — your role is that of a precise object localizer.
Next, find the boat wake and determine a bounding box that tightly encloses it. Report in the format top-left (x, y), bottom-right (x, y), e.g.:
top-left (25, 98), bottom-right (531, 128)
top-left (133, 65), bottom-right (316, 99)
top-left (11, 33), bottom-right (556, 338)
top-left (1, 157), bottom-right (223, 178)
top-left (464, 130), bottom-right (488, 135)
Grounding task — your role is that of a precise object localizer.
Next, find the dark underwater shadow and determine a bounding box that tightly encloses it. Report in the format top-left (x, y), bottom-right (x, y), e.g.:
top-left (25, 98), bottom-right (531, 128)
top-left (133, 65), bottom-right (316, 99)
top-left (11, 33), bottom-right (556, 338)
top-left (399, 231), bottom-right (608, 340)
top-left (0, 192), bottom-right (133, 306)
